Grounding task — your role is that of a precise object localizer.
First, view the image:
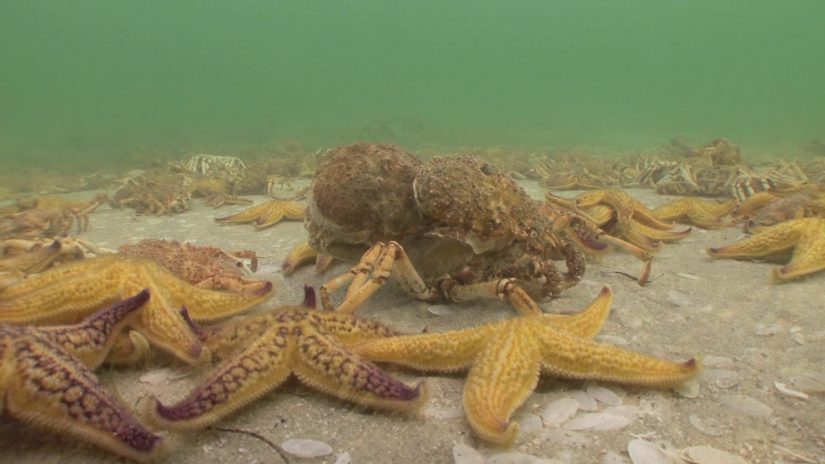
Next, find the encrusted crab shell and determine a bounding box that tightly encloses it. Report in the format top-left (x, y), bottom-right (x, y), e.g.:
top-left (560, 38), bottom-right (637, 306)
top-left (412, 156), bottom-right (540, 254)
top-left (307, 143), bottom-right (424, 255)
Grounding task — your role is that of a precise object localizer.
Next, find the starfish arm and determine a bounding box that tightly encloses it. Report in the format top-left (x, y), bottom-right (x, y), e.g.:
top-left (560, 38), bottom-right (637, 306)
top-left (537, 330), bottom-right (699, 388)
top-left (774, 221), bottom-right (825, 280)
top-left (583, 204), bottom-right (614, 226)
top-left (652, 199), bottom-right (691, 222)
top-left (630, 204), bottom-right (676, 230)
top-left (618, 221), bottom-right (660, 252)
top-left (151, 331), bottom-right (292, 430)
top-left (574, 190), bottom-right (608, 209)
top-left (214, 202), bottom-right (269, 224)
top-left (701, 199), bottom-right (738, 217)
top-left (0, 239), bottom-right (62, 273)
top-left (0, 257), bottom-right (102, 298)
top-left (685, 206), bottom-right (727, 229)
top-left (543, 286), bottom-right (613, 339)
top-left (128, 287), bottom-right (208, 365)
top-left (38, 289), bottom-right (150, 368)
top-left (293, 327), bottom-right (426, 413)
top-left (253, 204), bottom-right (287, 229)
top-left (733, 191), bottom-right (779, 218)
top-left (159, 270), bottom-right (274, 322)
top-left (636, 221), bottom-right (691, 242)
top-left (6, 336), bottom-right (165, 461)
top-left (282, 241), bottom-right (318, 275)
top-left (201, 313), bottom-right (280, 359)
top-left (105, 330), bottom-right (152, 365)
top-left (708, 220), bottom-right (803, 259)
top-left (0, 266), bottom-right (123, 324)
top-left (312, 311), bottom-right (399, 347)
top-left (353, 324), bottom-right (495, 372)
top-left (253, 200), bottom-right (305, 229)
top-left (463, 324), bottom-right (543, 446)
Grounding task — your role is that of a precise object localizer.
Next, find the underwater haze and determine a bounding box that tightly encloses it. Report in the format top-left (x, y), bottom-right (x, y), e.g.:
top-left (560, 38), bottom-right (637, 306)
top-left (2, 0), bottom-right (824, 166)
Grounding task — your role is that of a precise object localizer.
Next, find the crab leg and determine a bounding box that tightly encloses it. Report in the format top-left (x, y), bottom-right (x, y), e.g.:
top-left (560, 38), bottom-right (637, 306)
top-left (446, 278), bottom-right (542, 316)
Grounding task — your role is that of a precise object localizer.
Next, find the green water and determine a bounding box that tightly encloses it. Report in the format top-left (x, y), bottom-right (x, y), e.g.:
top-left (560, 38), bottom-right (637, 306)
top-left (2, 1), bottom-right (823, 166)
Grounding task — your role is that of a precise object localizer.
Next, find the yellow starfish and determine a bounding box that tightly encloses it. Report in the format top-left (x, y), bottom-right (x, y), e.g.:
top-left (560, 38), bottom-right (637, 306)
top-left (0, 290), bottom-right (167, 461)
top-left (353, 286), bottom-right (699, 445)
top-left (281, 240), bottom-right (336, 276)
top-left (0, 256), bottom-right (274, 364)
top-left (215, 198), bottom-right (305, 229)
top-left (148, 293), bottom-right (426, 430)
top-left (653, 197), bottom-right (738, 229)
top-left (547, 189), bottom-right (691, 252)
top-left (708, 217), bottom-right (825, 281)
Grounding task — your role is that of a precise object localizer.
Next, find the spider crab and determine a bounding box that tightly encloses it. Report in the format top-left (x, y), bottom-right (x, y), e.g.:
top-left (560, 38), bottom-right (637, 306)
top-left (305, 142), bottom-right (586, 316)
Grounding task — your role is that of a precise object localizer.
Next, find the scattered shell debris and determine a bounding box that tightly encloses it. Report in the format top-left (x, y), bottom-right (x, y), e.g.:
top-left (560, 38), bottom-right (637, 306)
top-left (681, 445), bottom-right (748, 464)
top-left (719, 394), bottom-right (773, 418)
top-left (627, 439), bottom-right (670, 464)
top-left (280, 438), bottom-right (333, 458)
top-left (773, 381), bottom-right (809, 400)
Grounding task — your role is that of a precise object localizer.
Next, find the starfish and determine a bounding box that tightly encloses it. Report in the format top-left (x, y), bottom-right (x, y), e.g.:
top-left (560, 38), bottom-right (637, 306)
top-left (281, 240), bottom-right (336, 276)
top-left (214, 198), bottom-right (305, 229)
top-left (0, 290), bottom-right (167, 461)
top-left (148, 288), bottom-right (426, 430)
top-left (653, 197), bottom-right (738, 229)
top-left (353, 286), bottom-right (698, 445)
top-left (546, 190), bottom-right (691, 252)
top-left (0, 255), bottom-right (274, 364)
top-left (708, 217), bottom-right (825, 281)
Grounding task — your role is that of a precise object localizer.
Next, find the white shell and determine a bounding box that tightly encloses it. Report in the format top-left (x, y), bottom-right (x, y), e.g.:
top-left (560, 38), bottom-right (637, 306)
top-left (787, 372), bottom-right (825, 393)
top-left (720, 394), bottom-right (773, 418)
top-left (587, 385), bottom-right (624, 406)
top-left (541, 398), bottom-right (579, 426)
top-left (427, 304), bottom-right (454, 316)
top-left (570, 390), bottom-right (599, 411)
top-left (688, 414), bottom-right (724, 437)
top-left (517, 413), bottom-right (544, 434)
top-left (564, 413), bottom-right (630, 431)
top-left (682, 445), bottom-right (748, 464)
top-left (774, 381), bottom-right (809, 400)
top-left (280, 439), bottom-right (333, 458)
top-left (627, 439), bottom-right (670, 464)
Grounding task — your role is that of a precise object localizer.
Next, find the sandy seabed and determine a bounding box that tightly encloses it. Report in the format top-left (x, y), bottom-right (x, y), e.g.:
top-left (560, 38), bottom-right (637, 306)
top-left (0, 182), bottom-right (823, 464)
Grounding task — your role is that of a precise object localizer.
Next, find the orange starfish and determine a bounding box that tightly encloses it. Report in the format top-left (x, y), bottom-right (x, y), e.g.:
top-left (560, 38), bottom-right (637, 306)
top-left (214, 198), bottom-right (305, 229)
top-left (708, 217), bottom-right (825, 281)
top-left (0, 256), bottom-right (273, 364)
top-left (0, 290), bottom-right (167, 461)
top-left (354, 286), bottom-right (698, 445)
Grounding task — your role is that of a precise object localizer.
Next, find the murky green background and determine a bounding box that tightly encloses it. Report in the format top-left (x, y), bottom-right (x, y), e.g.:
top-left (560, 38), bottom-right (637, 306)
top-left (2, 1), bottom-right (823, 166)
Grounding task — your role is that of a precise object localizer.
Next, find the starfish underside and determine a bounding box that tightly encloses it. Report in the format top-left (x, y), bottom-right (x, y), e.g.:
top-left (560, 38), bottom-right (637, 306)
top-left (708, 217), bottom-right (825, 280)
top-left (0, 256), bottom-right (274, 364)
top-left (653, 197), bottom-right (738, 229)
top-left (0, 290), bottom-right (166, 461)
top-left (150, 307), bottom-right (426, 430)
top-left (214, 199), bottom-right (305, 229)
top-left (353, 286), bottom-right (698, 445)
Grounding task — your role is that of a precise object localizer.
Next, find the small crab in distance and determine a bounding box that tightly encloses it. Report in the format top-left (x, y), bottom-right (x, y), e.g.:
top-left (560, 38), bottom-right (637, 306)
top-left (302, 142), bottom-right (586, 316)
